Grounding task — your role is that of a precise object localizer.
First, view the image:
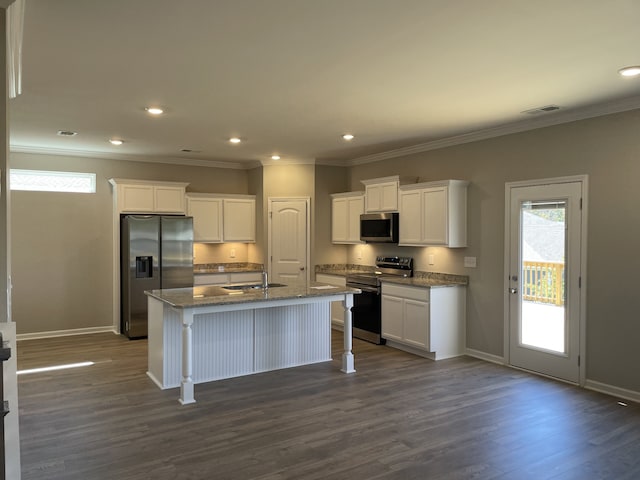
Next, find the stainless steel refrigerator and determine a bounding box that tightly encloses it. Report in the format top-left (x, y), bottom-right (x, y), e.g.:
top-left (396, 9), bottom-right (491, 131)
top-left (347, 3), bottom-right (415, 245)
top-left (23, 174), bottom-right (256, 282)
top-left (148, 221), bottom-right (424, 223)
top-left (121, 215), bottom-right (194, 338)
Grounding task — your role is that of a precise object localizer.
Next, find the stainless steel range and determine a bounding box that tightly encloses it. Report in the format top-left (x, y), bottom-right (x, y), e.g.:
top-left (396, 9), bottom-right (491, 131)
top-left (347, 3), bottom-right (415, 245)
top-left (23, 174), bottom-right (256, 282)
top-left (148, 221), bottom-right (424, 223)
top-left (346, 256), bottom-right (413, 344)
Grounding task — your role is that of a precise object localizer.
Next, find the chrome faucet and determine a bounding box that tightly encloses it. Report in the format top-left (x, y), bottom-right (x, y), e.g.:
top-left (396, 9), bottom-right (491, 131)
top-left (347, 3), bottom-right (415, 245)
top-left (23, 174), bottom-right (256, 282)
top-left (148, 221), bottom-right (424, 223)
top-left (262, 270), bottom-right (268, 289)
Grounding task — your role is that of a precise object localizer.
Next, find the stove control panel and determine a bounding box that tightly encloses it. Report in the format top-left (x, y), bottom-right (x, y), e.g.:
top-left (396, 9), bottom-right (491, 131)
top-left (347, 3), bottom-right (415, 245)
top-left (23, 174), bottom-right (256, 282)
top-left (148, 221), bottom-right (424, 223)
top-left (375, 256), bottom-right (413, 270)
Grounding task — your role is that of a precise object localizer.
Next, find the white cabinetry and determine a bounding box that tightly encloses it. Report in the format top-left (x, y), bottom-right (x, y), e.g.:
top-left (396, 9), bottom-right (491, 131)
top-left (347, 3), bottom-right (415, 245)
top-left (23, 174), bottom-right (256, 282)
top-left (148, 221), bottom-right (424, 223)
top-left (362, 176), bottom-right (400, 212)
top-left (186, 195), bottom-right (223, 242)
top-left (223, 197), bottom-right (256, 242)
top-left (315, 273), bottom-right (347, 328)
top-left (331, 192), bottom-right (364, 244)
top-left (381, 282), bottom-right (465, 360)
top-left (399, 179), bottom-right (468, 247)
top-left (186, 193), bottom-right (256, 243)
top-left (194, 271), bottom-right (263, 286)
top-left (109, 179), bottom-right (188, 213)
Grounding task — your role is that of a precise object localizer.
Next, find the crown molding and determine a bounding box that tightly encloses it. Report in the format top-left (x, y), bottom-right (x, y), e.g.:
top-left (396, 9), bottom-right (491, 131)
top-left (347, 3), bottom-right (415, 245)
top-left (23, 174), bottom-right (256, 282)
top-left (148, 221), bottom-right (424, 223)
top-left (9, 144), bottom-right (258, 170)
top-left (347, 96), bottom-right (640, 166)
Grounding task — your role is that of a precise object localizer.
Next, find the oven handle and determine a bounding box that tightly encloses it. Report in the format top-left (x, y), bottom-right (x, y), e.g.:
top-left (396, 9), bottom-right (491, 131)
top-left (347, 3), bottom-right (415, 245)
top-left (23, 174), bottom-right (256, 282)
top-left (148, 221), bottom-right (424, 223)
top-left (346, 283), bottom-right (379, 294)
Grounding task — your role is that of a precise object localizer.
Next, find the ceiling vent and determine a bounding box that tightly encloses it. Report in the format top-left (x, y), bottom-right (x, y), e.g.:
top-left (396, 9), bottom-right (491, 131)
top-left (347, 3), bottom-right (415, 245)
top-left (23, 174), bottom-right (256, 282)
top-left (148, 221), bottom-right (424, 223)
top-left (57, 130), bottom-right (78, 136)
top-left (521, 105), bottom-right (561, 115)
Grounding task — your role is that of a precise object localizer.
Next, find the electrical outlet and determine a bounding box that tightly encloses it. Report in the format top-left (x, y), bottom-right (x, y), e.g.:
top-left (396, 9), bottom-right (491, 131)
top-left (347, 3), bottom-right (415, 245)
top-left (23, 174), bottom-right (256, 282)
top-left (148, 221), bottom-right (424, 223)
top-left (230, 249), bottom-right (236, 258)
top-left (428, 254), bottom-right (435, 266)
top-left (357, 249), bottom-right (363, 260)
top-left (464, 256), bottom-right (477, 268)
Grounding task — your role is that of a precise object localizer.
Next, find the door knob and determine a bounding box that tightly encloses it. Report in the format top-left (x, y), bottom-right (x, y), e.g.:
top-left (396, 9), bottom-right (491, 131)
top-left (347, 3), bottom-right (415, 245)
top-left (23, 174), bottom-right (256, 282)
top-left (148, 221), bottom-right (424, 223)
top-left (509, 287), bottom-right (518, 294)
top-left (300, 266), bottom-right (305, 271)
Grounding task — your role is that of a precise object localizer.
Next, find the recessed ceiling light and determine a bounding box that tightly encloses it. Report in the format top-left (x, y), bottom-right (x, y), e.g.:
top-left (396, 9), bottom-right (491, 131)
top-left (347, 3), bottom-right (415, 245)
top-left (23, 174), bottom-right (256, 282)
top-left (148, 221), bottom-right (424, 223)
top-left (271, 155), bottom-right (281, 160)
top-left (229, 137), bottom-right (242, 144)
top-left (342, 133), bottom-right (355, 141)
top-left (145, 107), bottom-right (164, 115)
top-left (57, 130), bottom-right (77, 137)
top-left (109, 139), bottom-right (124, 145)
top-left (619, 66), bottom-right (640, 77)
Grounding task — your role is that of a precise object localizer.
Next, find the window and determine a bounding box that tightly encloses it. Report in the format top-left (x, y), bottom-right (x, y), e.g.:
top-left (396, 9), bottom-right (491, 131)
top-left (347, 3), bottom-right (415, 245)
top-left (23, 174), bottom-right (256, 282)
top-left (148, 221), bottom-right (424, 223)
top-left (10, 169), bottom-right (96, 193)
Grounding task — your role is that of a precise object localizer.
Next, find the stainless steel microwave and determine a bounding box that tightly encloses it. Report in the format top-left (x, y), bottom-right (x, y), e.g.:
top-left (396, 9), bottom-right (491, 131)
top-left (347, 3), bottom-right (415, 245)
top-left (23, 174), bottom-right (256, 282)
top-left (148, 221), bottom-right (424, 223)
top-left (360, 212), bottom-right (399, 243)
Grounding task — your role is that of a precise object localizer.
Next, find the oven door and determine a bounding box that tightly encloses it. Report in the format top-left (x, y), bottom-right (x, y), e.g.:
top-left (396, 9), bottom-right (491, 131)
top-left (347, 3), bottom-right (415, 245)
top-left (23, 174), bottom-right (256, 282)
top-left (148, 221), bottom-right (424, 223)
top-left (347, 283), bottom-right (385, 345)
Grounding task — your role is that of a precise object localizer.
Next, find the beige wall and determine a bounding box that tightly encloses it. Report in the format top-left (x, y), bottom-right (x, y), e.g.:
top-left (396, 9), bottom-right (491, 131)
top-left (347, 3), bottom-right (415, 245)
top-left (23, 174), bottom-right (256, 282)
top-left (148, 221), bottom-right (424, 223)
top-left (193, 243), bottom-right (250, 264)
top-left (11, 152), bottom-right (250, 335)
top-left (313, 165), bottom-right (350, 266)
top-left (260, 163), bottom-right (315, 270)
top-left (348, 108), bottom-right (640, 392)
top-left (247, 166), bottom-right (264, 264)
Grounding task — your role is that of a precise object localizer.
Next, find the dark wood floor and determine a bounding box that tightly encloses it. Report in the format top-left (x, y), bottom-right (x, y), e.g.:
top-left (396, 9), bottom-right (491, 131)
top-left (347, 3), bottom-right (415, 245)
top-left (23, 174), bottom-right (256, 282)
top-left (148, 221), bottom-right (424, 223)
top-left (16, 331), bottom-right (640, 480)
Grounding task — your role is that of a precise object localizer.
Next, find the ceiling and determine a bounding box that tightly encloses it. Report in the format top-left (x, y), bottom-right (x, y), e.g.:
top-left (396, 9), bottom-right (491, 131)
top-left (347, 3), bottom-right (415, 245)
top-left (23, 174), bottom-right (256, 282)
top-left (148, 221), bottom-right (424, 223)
top-left (8, 0), bottom-right (640, 169)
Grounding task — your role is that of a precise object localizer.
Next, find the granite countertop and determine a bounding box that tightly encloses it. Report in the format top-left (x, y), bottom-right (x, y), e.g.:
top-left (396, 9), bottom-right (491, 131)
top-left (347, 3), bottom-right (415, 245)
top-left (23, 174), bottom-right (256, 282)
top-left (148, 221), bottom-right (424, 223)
top-left (146, 282), bottom-right (360, 309)
top-left (315, 264), bottom-right (468, 288)
top-left (315, 264), bottom-right (376, 276)
top-left (380, 275), bottom-right (468, 288)
top-left (194, 262), bottom-right (264, 274)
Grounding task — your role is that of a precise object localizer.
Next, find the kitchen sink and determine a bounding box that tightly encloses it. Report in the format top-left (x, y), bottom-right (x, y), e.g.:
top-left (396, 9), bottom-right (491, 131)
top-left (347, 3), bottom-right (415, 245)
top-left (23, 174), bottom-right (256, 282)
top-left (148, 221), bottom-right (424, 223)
top-left (222, 283), bottom-right (287, 291)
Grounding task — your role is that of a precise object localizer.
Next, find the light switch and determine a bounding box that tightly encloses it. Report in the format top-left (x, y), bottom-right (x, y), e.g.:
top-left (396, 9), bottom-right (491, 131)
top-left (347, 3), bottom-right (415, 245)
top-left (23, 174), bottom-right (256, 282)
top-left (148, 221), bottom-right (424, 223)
top-left (464, 256), bottom-right (477, 268)
top-left (230, 249), bottom-right (236, 258)
top-left (357, 249), bottom-right (363, 260)
top-left (428, 254), bottom-right (435, 266)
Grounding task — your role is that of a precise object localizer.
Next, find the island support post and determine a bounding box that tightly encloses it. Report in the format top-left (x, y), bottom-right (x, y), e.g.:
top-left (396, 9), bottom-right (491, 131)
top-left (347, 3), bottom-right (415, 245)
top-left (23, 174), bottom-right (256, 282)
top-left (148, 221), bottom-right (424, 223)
top-left (341, 294), bottom-right (356, 373)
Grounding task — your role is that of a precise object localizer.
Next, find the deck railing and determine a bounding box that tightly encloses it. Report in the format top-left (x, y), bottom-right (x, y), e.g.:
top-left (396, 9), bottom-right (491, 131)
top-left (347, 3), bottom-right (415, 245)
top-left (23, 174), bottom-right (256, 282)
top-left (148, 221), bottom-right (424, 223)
top-left (523, 261), bottom-right (565, 306)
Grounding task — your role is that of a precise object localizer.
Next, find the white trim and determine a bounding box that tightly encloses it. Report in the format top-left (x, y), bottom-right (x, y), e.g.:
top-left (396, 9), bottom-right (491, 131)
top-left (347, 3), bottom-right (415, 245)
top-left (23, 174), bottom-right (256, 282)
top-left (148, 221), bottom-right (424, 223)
top-left (267, 197), bottom-right (311, 284)
top-left (503, 175), bottom-right (588, 386)
top-left (16, 325), bottom-right (116, 341)
top-left (347, 96), bottom-right (640, 166)
top-left (465, 348), bottom-right (505, 365)
top-left (585, 379), bottom-right (640, 405)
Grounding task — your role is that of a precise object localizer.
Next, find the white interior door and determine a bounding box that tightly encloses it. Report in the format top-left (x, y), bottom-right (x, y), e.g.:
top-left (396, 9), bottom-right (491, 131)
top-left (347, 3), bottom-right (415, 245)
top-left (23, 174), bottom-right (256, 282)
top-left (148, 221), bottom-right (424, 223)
top-left (269, 198), bottom-right (309, 284)
top-left (506, 179), bottom-right (585, 383)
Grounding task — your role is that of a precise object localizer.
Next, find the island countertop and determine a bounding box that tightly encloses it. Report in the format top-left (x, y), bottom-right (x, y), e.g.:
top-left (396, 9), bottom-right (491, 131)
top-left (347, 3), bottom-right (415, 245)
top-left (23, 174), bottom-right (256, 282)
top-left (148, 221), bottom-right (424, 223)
top-left (145, 282), bottom-right (361, 309)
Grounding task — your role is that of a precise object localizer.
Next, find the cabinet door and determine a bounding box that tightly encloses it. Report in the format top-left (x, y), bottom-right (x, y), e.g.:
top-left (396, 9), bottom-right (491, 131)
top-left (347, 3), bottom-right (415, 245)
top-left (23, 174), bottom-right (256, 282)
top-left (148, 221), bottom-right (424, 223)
top-left (223, 198), bottom-right (255, 242)
top-left (187, 197), bottom-right (223, 242)
top-left (403, 299), bottom-right (430, 350)
top-left (331, 198), bottom-right (348, 243)
top-left (347, 196), bottom-right (364, 242)
top-left (381, 295), bottom-right (404, 341)
top-left (154, 186), bottom-right (186, 213)
top-left (119, 184), bottom-right (154, 212)
top-left (399, 189), bottom-right (422, 245)
top-left (422, 186), bottom-right (448, 245)
top-left (366, 182), bottom-right (398, 212)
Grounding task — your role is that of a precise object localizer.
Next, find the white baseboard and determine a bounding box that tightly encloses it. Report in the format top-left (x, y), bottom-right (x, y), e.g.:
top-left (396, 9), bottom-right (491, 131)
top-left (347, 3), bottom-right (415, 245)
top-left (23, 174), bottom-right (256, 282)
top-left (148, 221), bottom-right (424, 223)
top-left (465, 347), bottom-right (505, 365)
top-left (17, 326), bottom-right (117, 341)
top-left (584, 379), bottom-right (640, 405)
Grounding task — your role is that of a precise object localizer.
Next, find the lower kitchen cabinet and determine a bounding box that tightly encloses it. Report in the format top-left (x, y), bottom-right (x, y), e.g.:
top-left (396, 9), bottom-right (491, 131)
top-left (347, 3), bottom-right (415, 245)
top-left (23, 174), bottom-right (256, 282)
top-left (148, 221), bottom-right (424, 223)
top-left (381, 282), bottom-right (465, 359)
top-left (194, 271), bottom-right (263, 286)
top-left (315, 273), bottom-right (346, 328)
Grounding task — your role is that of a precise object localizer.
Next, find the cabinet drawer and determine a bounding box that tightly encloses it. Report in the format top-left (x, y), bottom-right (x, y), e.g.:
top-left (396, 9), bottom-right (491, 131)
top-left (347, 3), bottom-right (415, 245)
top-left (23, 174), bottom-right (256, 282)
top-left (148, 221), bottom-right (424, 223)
top-left (229, 272), bottom-right (262, 283)
top-left (194, 274), bottom-right (228, 285)
top-left (381, 283), bottom-right (430, 302)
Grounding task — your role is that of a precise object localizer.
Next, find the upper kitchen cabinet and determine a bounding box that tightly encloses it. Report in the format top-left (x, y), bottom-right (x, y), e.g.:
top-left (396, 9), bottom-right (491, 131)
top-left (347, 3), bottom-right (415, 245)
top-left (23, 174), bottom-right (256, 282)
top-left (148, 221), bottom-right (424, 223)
top-left (331, 192), bottom-right (364, 244)
top-left (186, 194), bottom-right (223, 242)
top-left (186, 193), bottom-right (255, 243)
top-left (223, 197), bottom-right (256, 242)
top-left (399, 180), bottom-right (469, 247)
top-left (109, 179), bottom-right (188, 214)
top-left (361, 176), bottom-right (417, 213)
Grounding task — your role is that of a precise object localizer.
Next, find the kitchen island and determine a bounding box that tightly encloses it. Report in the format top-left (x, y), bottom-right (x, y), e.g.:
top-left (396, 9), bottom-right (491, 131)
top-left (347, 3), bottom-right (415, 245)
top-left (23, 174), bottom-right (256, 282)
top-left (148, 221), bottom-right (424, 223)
top-left (145, 282), bottom-right (360, 404)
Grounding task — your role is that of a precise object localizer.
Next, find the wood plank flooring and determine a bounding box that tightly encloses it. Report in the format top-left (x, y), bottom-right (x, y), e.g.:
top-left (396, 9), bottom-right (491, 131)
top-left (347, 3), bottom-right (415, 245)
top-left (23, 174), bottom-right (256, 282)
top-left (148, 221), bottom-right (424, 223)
top-left (16, 331), bottom-right (640, 480)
